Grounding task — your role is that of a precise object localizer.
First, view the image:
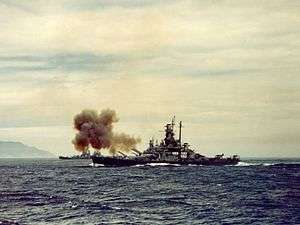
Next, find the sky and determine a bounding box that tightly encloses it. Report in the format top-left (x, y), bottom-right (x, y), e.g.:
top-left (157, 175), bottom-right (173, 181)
top-left (0, 0), bottom-right (299, 157)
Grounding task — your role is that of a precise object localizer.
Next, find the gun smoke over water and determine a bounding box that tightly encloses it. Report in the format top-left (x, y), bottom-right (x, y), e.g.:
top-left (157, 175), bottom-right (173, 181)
top-left (72, 109), bottom-right (141, 155)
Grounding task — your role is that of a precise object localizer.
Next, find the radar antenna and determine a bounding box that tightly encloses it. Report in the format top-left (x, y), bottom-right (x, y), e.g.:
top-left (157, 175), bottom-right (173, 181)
top-left (171, 116), bottom-right (175, 130)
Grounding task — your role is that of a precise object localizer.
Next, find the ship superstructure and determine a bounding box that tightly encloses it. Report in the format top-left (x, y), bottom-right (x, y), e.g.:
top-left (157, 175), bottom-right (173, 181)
top-left (143, 117), bottom-right (203, 162)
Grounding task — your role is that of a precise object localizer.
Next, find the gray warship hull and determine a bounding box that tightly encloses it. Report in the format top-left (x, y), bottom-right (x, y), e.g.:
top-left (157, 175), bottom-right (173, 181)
top-left (59, 156), bottom-right (91, 160)
top-left (91, 155), bottom-right (239, 166)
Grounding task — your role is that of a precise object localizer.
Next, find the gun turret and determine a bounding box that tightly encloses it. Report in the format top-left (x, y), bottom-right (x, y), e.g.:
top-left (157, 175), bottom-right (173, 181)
top-left (131, 148), bottom-right (142, 156)
top-left (215, 154), bottom-right (224, 159)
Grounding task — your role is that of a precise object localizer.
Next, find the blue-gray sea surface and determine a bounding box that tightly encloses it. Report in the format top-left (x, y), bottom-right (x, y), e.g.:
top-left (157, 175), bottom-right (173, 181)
top-left (0, 159), bottom-right (299, 225)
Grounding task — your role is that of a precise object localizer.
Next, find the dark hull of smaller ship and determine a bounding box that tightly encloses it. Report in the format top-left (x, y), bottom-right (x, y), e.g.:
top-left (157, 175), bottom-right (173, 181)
top-left (91, 156), bottom-right (239, 167)
top-left (59, 156), bottom-right (91, 160)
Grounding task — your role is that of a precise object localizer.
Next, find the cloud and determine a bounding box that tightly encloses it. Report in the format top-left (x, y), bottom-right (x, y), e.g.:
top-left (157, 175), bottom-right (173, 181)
top-left (0, 0), bottom-right (298, 78)
top-left (1, 0), bottom-right (298, 55)
top-left (0, 0), bottom-right (299, 157)
top-left (0, 53), bottom-right (128, 74)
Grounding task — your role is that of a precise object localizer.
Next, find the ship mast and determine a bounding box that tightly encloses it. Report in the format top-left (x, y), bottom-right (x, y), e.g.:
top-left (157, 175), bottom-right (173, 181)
top-left (179, 121), bottom-right (182, 145)
top-left (171, 116), bottom-right (175, 130)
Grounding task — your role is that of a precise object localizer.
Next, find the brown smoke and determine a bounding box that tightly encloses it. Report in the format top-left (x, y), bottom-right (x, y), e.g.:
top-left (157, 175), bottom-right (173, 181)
top-left (110, 133), bottom-right (142, 155)
top-left (72, 109), bottom-right (141, 154)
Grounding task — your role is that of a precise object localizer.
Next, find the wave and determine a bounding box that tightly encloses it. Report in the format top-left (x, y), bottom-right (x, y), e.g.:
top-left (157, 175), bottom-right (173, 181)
top-left (235, 161), bottom-right (300, 167)
top-left (235, 162), bottom-right (262, 166)
top-left (131, 163), bottom-right (181, 167)
top-left (235, 162), bottom-right (281, 166)
top-left (89, 163), bottom-right (104, 167)
top-left (0, 219), bottom-right (21, 225)
top-left (131, 163), bottom-right (202, 167)
top-left (66, 200), bottom-right (121, 211)
top-left (146, 163), bottom-right (181, 167)
top-left (91, 161), bottom-right (300, 167)
top-left (131, 164), bottom-right (146, 167)
top-left (187, 164), bottom-right (203, 167)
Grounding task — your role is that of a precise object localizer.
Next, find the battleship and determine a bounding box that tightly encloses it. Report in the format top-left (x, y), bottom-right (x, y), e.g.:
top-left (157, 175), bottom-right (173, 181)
top-left (92, 118), bottom-right (240, 166)
top-left (59, 151), bottom-right (91, 160)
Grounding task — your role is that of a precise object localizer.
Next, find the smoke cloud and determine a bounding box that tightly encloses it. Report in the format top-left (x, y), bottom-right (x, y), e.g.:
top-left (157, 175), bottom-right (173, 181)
top-left (72, 109), bottom-right (141, 154)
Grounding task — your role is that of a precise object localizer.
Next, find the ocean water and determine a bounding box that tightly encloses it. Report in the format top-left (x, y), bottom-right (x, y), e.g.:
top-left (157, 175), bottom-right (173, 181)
top-left (0, 159), bottom-right (299, 225)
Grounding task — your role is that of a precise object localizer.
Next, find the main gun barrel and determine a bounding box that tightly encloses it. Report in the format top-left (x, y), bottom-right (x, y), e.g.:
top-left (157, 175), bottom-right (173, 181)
top-left (117, 151), bottom-right (127, 157)
top-left (131, 148), bottom-right (142, 156)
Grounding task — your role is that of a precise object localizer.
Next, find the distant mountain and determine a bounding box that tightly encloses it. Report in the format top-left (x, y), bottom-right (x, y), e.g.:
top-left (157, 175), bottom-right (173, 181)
top-left (0, 141), bottom-right (55, 158)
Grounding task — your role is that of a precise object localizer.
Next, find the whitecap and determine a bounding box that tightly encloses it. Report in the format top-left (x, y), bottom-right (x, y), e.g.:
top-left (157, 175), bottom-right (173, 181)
top-left (146, 163), bottom-right (181, 167)
top-left (89, 163), bottom-right (104, 167)
top-left (130, 164), bottom-right (146, 167)
top-left (235, 162), bottom-right (260, 166)
top-left (262, 163), bottom-right (276, 166)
